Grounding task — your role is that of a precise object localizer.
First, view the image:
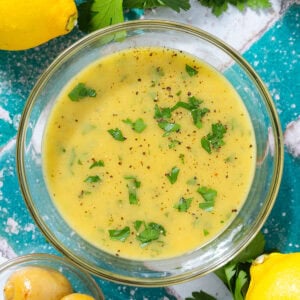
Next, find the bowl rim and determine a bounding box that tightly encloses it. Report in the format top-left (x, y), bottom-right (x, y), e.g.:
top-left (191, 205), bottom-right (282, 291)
top-left (16, 19), bottom-right (284, 286)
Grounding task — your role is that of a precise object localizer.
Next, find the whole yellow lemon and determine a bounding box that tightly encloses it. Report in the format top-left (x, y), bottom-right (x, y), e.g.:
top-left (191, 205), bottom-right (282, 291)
top-left (3, 266), bottom-right (73, 300)
top-left (246, 252), bottom-right (300, 300)
top-left (0, 0), bottom-right (77, 51)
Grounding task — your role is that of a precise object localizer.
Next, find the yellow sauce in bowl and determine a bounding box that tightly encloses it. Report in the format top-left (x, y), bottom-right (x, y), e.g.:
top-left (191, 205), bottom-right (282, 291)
top-left (43, 47), bottom-right (255, 259)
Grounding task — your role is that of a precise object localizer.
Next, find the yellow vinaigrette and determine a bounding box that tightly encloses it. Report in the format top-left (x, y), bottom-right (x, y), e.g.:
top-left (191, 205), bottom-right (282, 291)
top-left (43, 47), bottom-right (256, 259)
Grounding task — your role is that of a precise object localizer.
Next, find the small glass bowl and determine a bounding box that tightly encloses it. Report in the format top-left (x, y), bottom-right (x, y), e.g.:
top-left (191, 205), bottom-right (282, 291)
top-left (0, 253), bottom-right (104, 299)
top-left (16, 20), bottom-right (283, 286)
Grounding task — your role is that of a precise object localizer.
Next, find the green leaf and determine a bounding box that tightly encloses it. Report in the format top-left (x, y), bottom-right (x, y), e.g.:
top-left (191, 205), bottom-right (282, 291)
top-left (168, 139), bottom-right (181, 149)
top-left (108, 128), bottom-right (126, 141)
top-left (123, 0), bottom-right (191, 12)
top-left (124, 176), bottom-right (141, 205)
top-left (157, 120), bottom-right (181, 136)
top-left (134, 220), bottom-right (143, 231)
top-left (84, 175), bottom-right (101, 183)
top-left (174, 197), bottom-right (193, 212)
top-left (109, 226), bottom-right (130, 242)
top-left (185, 290), bottom-right (217, 300)
top-left (166, 166), bottom-right (180, 184)
top-left (79, 0), bottom-right (124, 32)
top-left (123, 118), bottom-right (147, 133)
top-left (89, 160), bottom-right (105, 169)
top-left (154, 104), bottom-right (172, 119)
top-left (68, 83), bottom-right (97, 101)
top-left (234, 270), bottom-right (248, 300)
top-left (136, 222), bottom-right (166, 245)
top-left (197, 186), bottom-right (217, 212)
top-left (201, 122), bottom-right (227, 153)
top-left (185, 64), bottom-right (199, 76)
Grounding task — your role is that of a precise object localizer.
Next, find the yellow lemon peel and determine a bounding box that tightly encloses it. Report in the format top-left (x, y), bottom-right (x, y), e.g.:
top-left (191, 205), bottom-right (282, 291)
top-left (246, 252), bottom-right (300, 300)
top-left (0, 0), bottom-right (78, 51)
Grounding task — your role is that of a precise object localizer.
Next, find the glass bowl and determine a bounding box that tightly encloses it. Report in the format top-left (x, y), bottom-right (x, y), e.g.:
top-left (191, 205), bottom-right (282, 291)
top-left (0, 253), bottom-right (104, 299)
top-left (16, 20), bottom-right (283, 286)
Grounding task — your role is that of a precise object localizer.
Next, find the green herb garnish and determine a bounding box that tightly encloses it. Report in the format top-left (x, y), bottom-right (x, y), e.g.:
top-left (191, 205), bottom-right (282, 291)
top-left (68, 83), bottom-right (96, 101)
top-left (186, 290), bottom-right (217, 300)
top-left (124, 175), bottom-right (141, 205)
top-left (197, 186), bottom-right (217, 212)
top-left (157, 120), bottom-right (181, 136)
top-left (136, 222), bottom-right (166, 245)
top-left (174, 197), bottom-right (193, 212)
top-left (201, 122), bottom-right (227, 154)
top-left (123, 118), bottom-right (147, 133)
top-left (166, 166), bottom-right (180, 184)
top-left (108, 128), bottom-right (126, 141)
top-left (171, 96), bottom-right (210, 128)
top-left (108, 226), bottom-right (130, 242)
top-left (154, 104), bottom-right (172, 119)
top-left (89, 160), bottom-right (104, 169)
top-left (168, 139), bottom-right (181, 149)
top-left (84, 175), bottom-right (101, 183)
top-left (185, 64), bottom-right (198, 77)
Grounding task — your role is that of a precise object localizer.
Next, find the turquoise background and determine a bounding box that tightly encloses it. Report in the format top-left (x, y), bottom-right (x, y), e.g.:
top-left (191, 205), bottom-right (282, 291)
top-left (0, 4), bottom-right (299, 299)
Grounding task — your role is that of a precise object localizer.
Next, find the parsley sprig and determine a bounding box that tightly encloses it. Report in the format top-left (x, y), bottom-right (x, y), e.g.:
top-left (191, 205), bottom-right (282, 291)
top-left (77, 0), bottom-right (271, 33)
top-left (201, 122), bottom-right (227, 154)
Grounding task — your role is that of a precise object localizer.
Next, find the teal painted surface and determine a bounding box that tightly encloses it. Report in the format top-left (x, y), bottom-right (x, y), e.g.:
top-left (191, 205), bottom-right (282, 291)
top-left (0, 4), bottom-right (299, 299)
top-left (243, 4), bottom-right (300, 253)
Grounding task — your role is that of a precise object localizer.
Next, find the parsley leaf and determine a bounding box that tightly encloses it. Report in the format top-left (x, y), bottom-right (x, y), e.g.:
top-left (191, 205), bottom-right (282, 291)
top-left (154, 104), bottom-right (172, 119)
top-left (124, 175), bottom-right (141, 204)
top-left (171, 96), bottom-right (210, 128)
top-left (214, 232), bottom-right (266, 300)
top-left (84, 175), bottom-right (101, 183)
top-left (166, 166), bottom-right (180, 184)
top-left (123, 0), bottom-right (191, 12)
top-left (108, 128), bottom-right (126, 141)
top-left (186, 290), bottom-right (217, 300)
top-left (174, 197), bottom-right (193, 212)
top-left (185, 64), bottom-right (199, 76)
top-left (198, 0), bottom-right (271, 16)
top-left (109, 226), bottom-right (130, 242)
top-left (201, 122), bottom-right (227, 153)
top-left (157, 120), bottom-right (181, 136)
top-left (123, 118), bottom-right (147, 133)
top-left (136, 222), bottom-right (166, 245)
top-left (89, 160), bottom-right (104, 169)
top-left (197, 186), bottom-right (217, 212)
top-left (68, 83), bottom-right (97, 101)
top-left (78, 0), bottom-right (124, 32)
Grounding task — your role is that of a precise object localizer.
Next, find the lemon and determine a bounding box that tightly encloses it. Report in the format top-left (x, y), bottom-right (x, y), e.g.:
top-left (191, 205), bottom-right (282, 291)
top-left (246, 252), bottom-right (300, 300)
top-left (0, 0), bottom-right (77, 51)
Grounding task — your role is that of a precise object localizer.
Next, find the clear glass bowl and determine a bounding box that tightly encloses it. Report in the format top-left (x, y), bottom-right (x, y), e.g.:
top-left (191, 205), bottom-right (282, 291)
top-left (0, 253), bottom-right (104, 299)
top-left (16, 20), bottom-right (283, 286)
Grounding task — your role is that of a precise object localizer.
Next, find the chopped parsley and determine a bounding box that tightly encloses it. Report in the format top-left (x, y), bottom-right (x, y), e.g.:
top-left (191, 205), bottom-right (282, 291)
top-left (108, 226), bottom-right (130, 242)
top-left (197, 186), bottom-right (217, 212)
top-left (84, 175), bottom-right (101, 183)
top-left (174, 197), bottom-right (193, 212)
top-left (89, 160), bottom-right (104, 169)
top-left (171, 96), bottom-right (210, 128)
top-left (68, 83), bottom-right (97, 101)
top-left (123, 118), bottom-right (147, 133)
top-left (185, 64), bottom-right (198, 77)
top-left (168, 139), bottom-right (181, 149)
top-left (166, 166), bottom-right (180, 184)
top-left (108, 128), bottom-right (126, 141)
top-left (154, 104), bottom-right (172, 119)
top-left (135, 221), bottom-right (166, 246)
top-left (157, 120), bottom-right (181, 136)
top-left (201, 122), bottom-right (227, 154)
top-left (124, 175), bottom-right (141, 205)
